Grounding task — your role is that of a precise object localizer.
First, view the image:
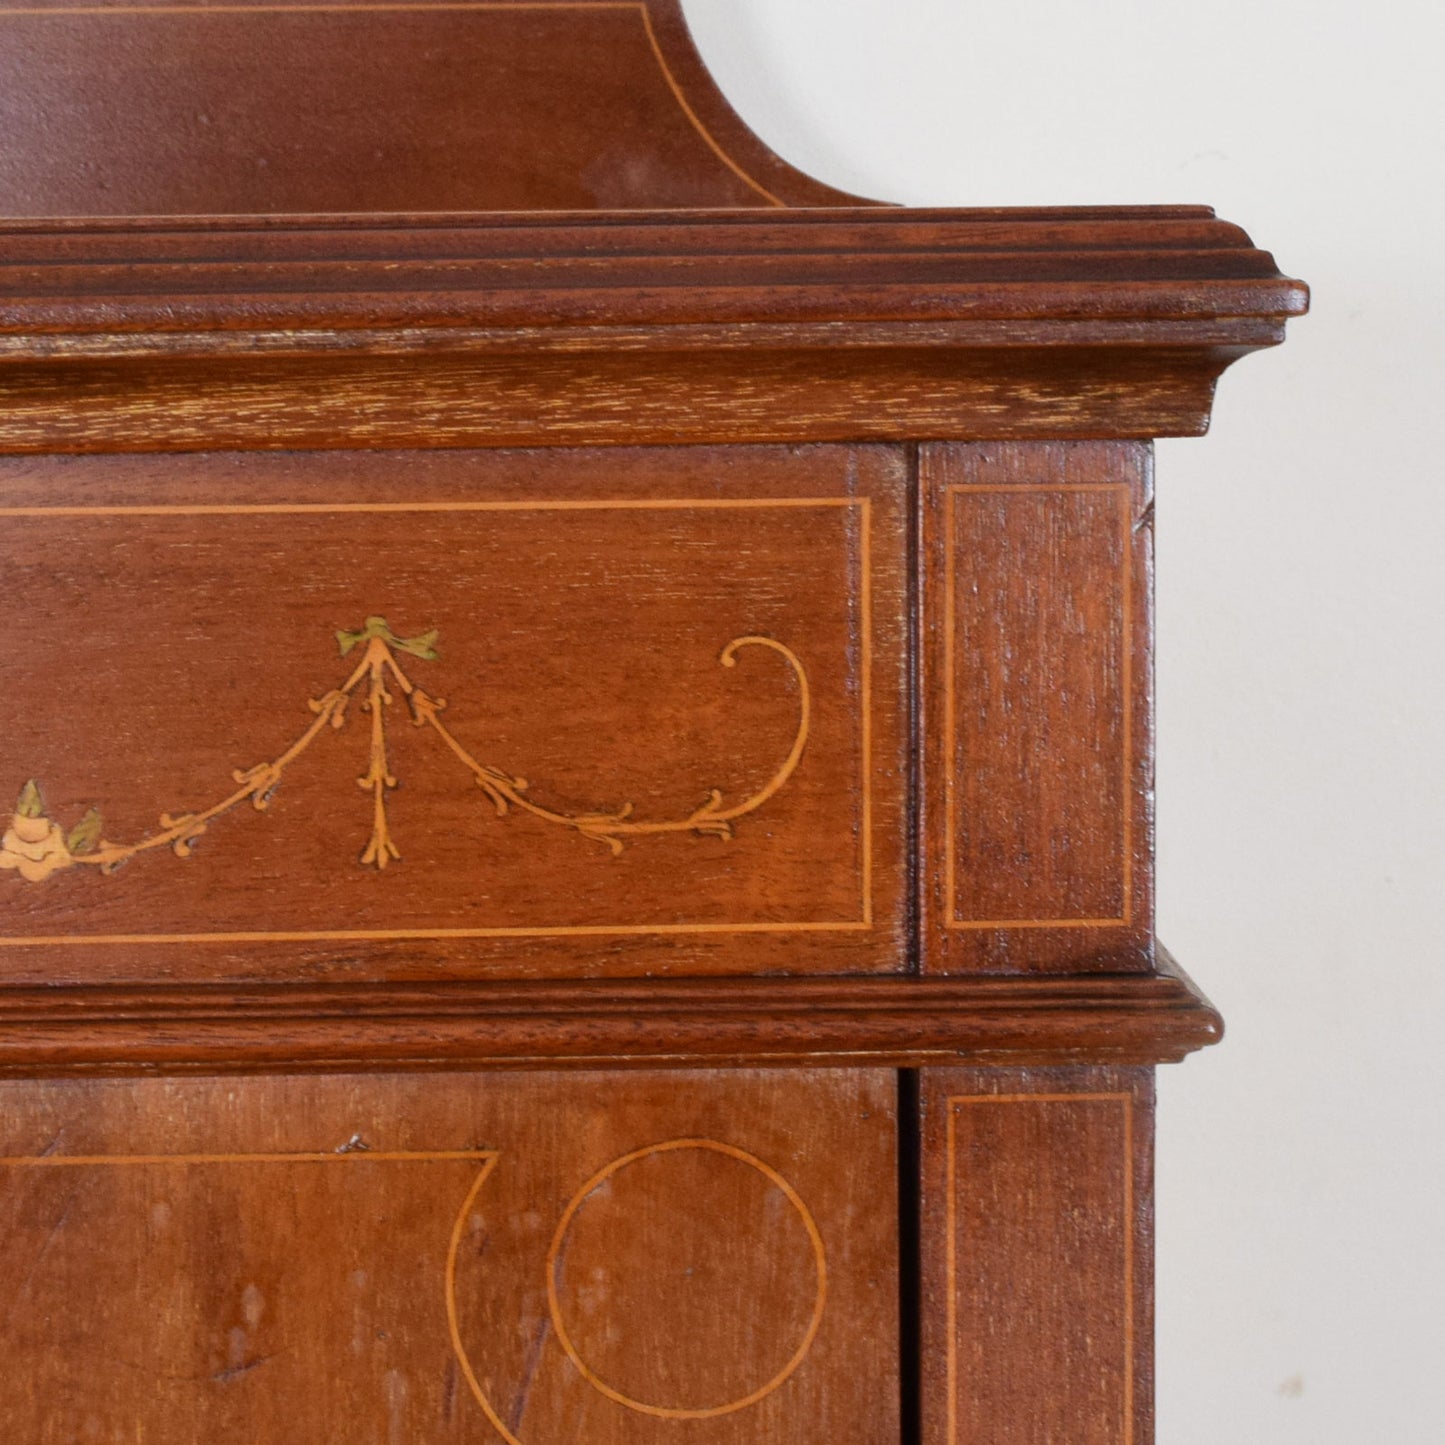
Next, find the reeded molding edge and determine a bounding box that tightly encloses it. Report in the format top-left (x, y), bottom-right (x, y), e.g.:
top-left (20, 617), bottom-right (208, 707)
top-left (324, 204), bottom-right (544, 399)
top-left (0, 945), bottom-right (1221, 1075)
top-left (0, 208), bottom-right (1305, 445)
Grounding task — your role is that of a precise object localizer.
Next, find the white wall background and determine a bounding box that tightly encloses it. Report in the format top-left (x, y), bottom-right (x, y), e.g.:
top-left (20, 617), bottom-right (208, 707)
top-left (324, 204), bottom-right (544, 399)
top-left (682, 2), bottom-right (1445, 1440)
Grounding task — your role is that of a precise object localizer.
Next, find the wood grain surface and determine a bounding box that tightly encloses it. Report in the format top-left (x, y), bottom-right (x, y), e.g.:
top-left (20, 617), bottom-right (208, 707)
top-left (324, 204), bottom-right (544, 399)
top-left (919, 1066), bottom-right (1155, 1445)
top-left (0, 445), bottom-right (906, 984)
top-left (0, 210), bottom-right (1308, 450)
top-left (0, 0), bottom-right (861, 216)
top-left (0, 1067), bottom-right (898, 1442)
top-left (922, 442), bottom-right (1154, 974)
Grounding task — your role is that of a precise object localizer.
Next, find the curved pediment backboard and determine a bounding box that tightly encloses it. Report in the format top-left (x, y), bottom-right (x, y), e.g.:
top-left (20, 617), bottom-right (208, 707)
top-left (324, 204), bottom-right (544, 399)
top-left (0, 0), bottom-right (870, 216)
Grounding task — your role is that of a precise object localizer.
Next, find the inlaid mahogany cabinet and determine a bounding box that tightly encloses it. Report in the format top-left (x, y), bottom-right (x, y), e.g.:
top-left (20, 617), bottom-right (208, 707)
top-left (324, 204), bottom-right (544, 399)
top-left (0, 4), bottom-right (1305, 1440)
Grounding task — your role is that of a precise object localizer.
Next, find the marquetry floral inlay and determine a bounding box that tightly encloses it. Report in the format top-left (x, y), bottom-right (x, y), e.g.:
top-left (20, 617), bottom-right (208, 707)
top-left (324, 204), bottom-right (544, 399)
top-left (0, 617), bottom-right (809, 881)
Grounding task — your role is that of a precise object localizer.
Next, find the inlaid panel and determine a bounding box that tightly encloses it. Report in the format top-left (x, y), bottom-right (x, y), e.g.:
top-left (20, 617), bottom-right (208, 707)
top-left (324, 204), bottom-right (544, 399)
top-left (919, 1066), bottom-right (1155, 1445)
top-left (921, 441), bottom-right (1154, 973)
top-left (0, 1068), bottom-right (899, 1444)
top-left (0, 445), bottom-right (906, 982)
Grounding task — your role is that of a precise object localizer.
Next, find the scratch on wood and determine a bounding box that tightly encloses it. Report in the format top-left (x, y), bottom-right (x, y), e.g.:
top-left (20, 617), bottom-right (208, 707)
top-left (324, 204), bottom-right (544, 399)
top-left (209, 1353), bottom-right (273, 1386)
top-left (507, 1315), bottom-right (554, 1435)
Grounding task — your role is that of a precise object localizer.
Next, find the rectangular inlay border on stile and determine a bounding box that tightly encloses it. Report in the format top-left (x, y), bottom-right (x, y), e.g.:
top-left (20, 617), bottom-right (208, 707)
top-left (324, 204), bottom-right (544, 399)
top-left (0, 495), bottom-right (874, 944)
top-left (944, 1092), bottom-right (1136, 1445)
top-left (942, 483), bottom-right (1133, 930)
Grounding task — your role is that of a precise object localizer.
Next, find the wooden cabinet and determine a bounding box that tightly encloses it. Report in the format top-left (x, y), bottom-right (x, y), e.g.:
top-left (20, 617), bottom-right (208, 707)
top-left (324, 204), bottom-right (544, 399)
top-left (0, 3), bottom-right (1304, 1439)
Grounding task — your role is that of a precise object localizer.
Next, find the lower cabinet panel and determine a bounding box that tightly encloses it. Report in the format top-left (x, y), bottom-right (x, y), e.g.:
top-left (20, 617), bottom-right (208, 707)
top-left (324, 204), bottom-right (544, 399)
top-left (0, 1069), bottom-right (899, 1444)
top-left (920, 1066), bottom-right (1155, 1445)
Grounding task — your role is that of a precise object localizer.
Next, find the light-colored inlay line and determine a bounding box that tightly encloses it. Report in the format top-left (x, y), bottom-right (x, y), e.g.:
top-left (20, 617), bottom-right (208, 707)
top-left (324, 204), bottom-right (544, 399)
top-left (0, 1148), bottom-right (495, 1167)
top-left (0, 495), bottom-right (874, 944)
top-left (945, 1091), bottom-right (1135, 1445)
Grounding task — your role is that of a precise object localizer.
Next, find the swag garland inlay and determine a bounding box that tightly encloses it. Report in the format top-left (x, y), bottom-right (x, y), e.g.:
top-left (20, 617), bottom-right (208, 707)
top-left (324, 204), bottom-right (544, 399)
top-left (0, 617), bottom-right (809, 883)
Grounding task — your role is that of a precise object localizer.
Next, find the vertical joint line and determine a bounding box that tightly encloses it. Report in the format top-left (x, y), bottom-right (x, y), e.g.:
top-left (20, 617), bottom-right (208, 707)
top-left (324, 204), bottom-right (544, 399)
top-left (897, 1068), bottom-right (923, 1445)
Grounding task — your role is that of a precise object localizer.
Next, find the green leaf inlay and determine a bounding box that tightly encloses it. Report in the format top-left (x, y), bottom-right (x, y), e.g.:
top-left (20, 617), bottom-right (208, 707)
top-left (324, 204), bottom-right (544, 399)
top-left (336, 616), bottom-right (440, 662)
top-left (67, 807), bottom-right (103, 856)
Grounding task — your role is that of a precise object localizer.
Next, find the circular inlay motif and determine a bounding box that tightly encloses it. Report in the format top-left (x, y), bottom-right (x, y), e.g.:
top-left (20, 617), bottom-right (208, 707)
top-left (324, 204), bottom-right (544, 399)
top-left (544, 1138), bottom-right (827, 1420)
